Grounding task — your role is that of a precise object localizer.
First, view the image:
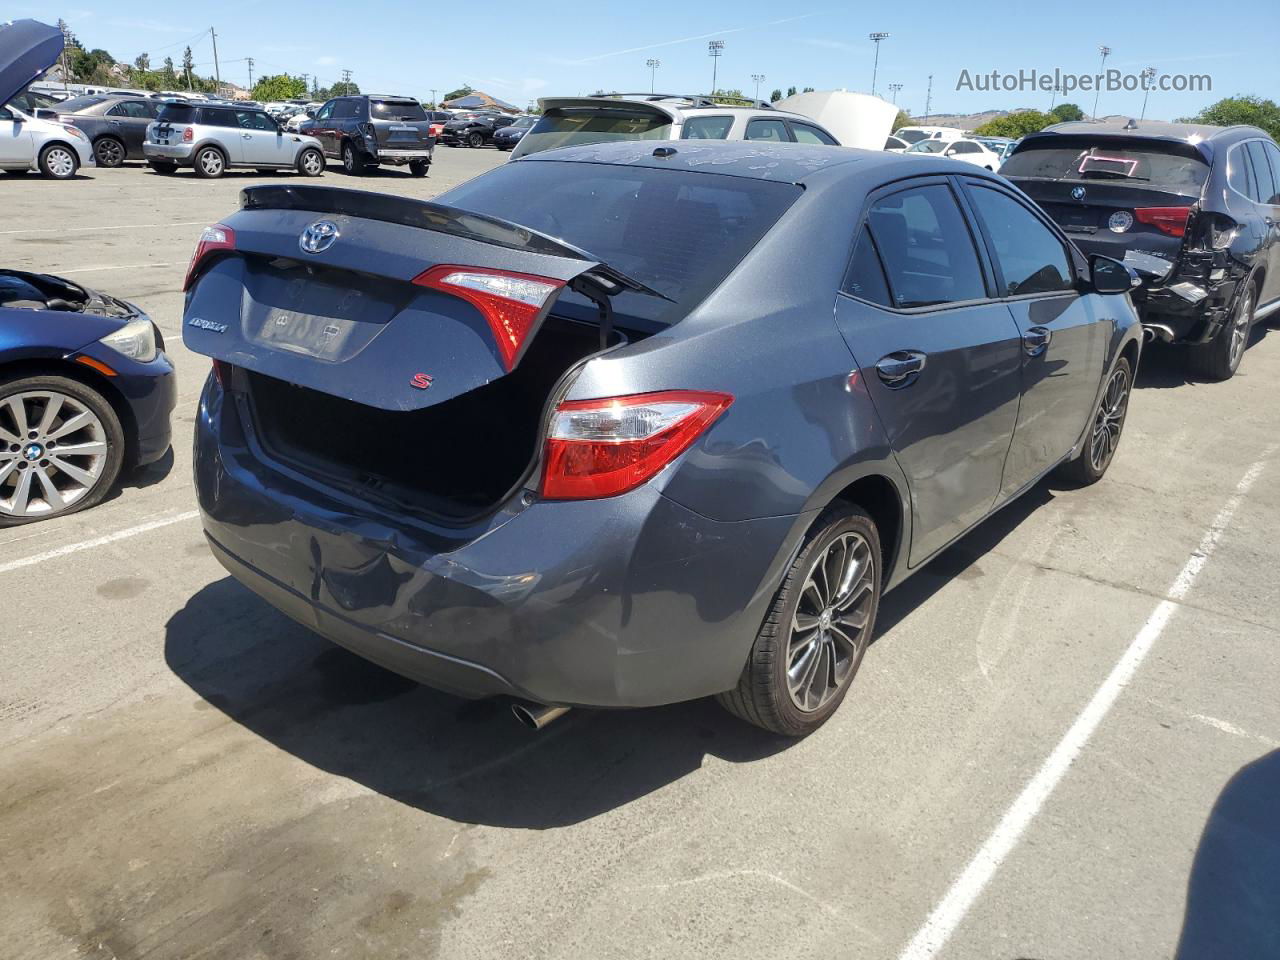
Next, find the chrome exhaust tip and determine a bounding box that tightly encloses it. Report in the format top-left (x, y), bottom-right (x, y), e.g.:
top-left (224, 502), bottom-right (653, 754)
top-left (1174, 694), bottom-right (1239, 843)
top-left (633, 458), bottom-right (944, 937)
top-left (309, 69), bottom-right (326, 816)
top-left (511, 702), bottom-right (570, 730)
top-left (1143, 323), bottom-right (1175, 344)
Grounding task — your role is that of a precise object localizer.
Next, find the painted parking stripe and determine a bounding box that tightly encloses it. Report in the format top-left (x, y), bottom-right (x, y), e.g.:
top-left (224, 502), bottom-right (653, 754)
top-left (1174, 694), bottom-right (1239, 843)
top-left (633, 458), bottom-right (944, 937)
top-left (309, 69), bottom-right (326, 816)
top-left (0, 510), bottom-right (200, 576)
top-left (897, 450), bottom-right (1274, 960)
top-left (57, 262), bottom-right (180, 275)
top-left (0, 221), bottom-right (205, 236)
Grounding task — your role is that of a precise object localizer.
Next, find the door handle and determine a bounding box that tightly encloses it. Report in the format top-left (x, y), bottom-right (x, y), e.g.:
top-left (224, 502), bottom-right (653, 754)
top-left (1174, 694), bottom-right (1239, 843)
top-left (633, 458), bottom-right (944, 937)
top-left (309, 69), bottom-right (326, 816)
top-left (1023, 326), bottom-right (1052, 356)
top-left (242, 133), bottom-right (252, 139)
top-left (875, 351), bottom-right (927, 387)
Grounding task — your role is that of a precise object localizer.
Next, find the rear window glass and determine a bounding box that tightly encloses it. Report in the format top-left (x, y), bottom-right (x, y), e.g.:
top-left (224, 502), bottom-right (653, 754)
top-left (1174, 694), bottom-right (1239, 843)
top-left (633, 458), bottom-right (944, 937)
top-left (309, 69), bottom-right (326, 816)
top-left (1001, 143), bottom-right (1209, 195)
top-left (157, 103), bottom-right (196, 123)
top-left (439, 161), bottom-right (801, 325)
top-left (518, 109), bottom-right (672, 155)
top-left (50, 94), bottom-right (108, 112)
top-left (371, 99), bottom-right (427, 121)
top-left (895, 129), bottom-right (928, 144)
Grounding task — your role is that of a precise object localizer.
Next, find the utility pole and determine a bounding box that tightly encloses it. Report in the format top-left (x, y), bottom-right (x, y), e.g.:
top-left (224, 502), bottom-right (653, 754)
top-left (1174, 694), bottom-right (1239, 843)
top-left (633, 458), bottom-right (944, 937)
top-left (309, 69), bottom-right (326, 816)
top-left (1049, 80), bottom-right (1061, 110)
top-left (1092, 44), bottom-right (1111, 119)
top-left (341, 68), bottom-right (352, 96)
top-left (1140, 66), bottom-right (1156, 120)
top-left (210, 27), bottom-right (221, 87)
top-left (431, 88), bottom-right (438, 108)
top-left (246, 56), bottom-right (254, 92)
top-left (751, 74), bottom-right (765, 101)
top-left (888, 82), bottom-right (902, 104)
top-left (300, 73), bottom-right (309, 98)
top-left (646, 59), bottom-right (660, 94)
top-left (869, 32), bottom-right (890, 97)
top-left (58, 20), bottom-right (73, 92)
top-left (707, 40), bottom-right (724, 97)
top-left (924, 74), bottom-right (933, 124)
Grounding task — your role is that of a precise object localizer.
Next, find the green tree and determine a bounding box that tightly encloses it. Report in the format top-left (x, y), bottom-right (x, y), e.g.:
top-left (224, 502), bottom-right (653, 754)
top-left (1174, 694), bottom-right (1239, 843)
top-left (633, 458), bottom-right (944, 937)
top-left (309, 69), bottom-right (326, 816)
top-left (443, 84), bottom-right (474, 102)
top-left (133, 52), bottom-right (150, 72)
top-left (252, 74), bottom-right (308, 102)
top-left (802, 86), bottom-right (815, 93)
top-left (182, 46), bottom-right (194, 88)
top-left (893, 109), bottom-right (910, 132)
top-left (160, 56), bottom-right (177, 87)
top-left (973, 110), bottom-right (1054, 139)
top-left (712, 88), bottom-right (747, 104)
top-left (1049, 102), bottom-right (1084, 123)
top-left (786, 86), bottom-right (797, 97)
top-left (1180, 95), bottom-right (1280, 140)
top-left (769, 88), bottom-right (782, 102)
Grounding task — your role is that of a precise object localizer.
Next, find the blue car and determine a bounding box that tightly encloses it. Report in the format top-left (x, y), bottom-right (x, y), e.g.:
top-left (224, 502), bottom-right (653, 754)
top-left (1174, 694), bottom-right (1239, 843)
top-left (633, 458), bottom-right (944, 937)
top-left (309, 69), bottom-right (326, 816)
top-left (1, 270), bottom-right (175, 524)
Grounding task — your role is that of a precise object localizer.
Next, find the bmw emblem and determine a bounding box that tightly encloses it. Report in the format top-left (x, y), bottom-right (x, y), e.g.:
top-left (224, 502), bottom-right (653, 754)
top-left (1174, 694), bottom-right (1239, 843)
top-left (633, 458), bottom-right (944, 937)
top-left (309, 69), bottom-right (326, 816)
top-left (1071, 186), bottom-right (1087, 201)
top-left (299, 220), bottom-right (340, 255)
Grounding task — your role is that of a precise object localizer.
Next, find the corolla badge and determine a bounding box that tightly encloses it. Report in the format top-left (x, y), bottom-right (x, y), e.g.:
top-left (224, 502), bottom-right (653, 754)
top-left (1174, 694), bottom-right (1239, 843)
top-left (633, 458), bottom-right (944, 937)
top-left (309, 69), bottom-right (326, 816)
top-left (187, 317), bottom-right (227, 333)
top-left (299, 219), bottom-right (340, 254)
top-left (1071, 186), bottom-right (1087, 201)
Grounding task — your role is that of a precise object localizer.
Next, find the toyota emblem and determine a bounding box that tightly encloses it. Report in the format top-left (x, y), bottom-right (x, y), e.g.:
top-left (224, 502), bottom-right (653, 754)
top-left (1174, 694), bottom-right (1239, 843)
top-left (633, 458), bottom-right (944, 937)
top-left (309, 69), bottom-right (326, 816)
top-left (1071, 186), bottom-right (1087, 201)
top-left (299, 220), bottom-right (340, 254)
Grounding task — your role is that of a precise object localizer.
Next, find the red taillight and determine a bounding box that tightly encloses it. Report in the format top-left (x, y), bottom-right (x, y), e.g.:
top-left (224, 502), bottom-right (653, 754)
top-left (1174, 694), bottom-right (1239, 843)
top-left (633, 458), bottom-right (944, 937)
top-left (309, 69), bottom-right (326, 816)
top-left (413, 264), bottom-right (566, 371)
top-left (541, 390), bottom-right (734, 500)
top-left (211, 359), bottom-right (229, 386)
top-left (1134, 206), bottom-right (1191, 237)
top-left (183, 223), bottom-right (236, 291)
top-left (182, 126), bottom-right (193, 143)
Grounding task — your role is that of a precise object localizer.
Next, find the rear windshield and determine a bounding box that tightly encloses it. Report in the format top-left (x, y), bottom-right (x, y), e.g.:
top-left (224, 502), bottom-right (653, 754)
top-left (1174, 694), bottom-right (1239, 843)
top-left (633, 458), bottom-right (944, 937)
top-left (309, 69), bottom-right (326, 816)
top-left (440, 161), bottom-right (800, 325)
top-left (49, 94), bottom-right (108, 112)
top-left (518, 108), bottom-right (673, 156)
top-left (1001, 142), bottom-right (1210, 194)
top-left (371, 99), bottom-right (427, 121)
top-left (895, 129), bottom-right (929, 144)
top-left (156, 103), bottom-right (197, 123)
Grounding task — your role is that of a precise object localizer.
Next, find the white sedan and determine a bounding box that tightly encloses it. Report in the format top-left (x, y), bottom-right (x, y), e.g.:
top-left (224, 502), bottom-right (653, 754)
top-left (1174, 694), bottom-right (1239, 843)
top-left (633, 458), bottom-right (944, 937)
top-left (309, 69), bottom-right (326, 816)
top-left (905, 136), bottom-right (1003, 171)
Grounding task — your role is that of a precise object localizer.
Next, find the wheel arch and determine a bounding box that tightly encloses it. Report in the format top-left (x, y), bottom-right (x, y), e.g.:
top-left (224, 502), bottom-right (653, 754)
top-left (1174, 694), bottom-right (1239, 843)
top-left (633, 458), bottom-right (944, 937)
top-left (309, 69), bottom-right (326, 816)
top-left (38, 139), bottom-right (82, 162)
top-left (0, 357), bottom-right (138, 466)
top-left (826, 472), bottom-right (909, 584)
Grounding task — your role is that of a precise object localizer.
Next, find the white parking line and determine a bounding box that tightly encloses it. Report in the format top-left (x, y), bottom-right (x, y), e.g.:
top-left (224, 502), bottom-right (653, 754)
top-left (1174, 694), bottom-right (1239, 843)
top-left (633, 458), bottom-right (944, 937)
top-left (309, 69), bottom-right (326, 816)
top-left (58, 262), bottom-right (180, 275)
top-left (0, 221), bottom-right (205, 236)
top-left (897, 450), bottom-right (1273, 960)
top-left (0, 510), bottom-right (200, 577)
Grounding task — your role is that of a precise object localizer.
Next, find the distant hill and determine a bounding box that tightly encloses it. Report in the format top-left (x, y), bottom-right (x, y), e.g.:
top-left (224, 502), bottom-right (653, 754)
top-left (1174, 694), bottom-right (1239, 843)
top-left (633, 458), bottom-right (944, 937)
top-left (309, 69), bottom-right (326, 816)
top-left (905, 108), bottom-right (1157, 132)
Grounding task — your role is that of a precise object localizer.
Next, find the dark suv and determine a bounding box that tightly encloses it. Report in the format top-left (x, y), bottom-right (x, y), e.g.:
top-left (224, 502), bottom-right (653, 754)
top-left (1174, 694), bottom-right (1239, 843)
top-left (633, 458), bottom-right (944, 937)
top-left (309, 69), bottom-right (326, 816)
top-left (439, 112), bottom-right (515, 148)
top-left (49, 93), bottom-right (159, 167)
top-left (300, 95), bottom-right (435, 176)
top-left (1001, 120), bottom-right (1280, 379)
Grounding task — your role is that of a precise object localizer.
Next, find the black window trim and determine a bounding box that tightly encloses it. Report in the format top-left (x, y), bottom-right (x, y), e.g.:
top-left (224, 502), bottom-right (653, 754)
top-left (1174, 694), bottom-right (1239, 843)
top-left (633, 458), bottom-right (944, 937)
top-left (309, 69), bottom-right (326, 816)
top-left (839, 174), bottom-right (1001, 315)
top-left (1225, 139), bottom-right (1274, 206)
top-left (957, 175), bottom-right (1085, 302)
top-left (1241, 138), bottom-right (1280, 207)
top-left (839, 225), bottom-right (893, 308)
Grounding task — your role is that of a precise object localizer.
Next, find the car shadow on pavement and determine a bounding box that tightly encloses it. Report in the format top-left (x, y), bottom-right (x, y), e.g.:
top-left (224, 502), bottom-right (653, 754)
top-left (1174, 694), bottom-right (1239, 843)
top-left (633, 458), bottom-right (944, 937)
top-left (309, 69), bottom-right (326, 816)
top-left (1136, 325), bottom-right (1272, 390)
top-left (165, 577), bottom-right (792, 829)
top-left (1175, 749), bottom-right (1280, 958)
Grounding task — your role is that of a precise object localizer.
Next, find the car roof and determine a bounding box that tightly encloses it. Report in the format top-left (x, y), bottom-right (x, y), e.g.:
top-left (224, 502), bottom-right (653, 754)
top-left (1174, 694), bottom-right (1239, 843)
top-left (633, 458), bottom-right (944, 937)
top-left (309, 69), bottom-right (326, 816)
top-left (1039, 119), bottom-right (1266, 143)
top-left (518, 138), bottom-right (923, 184)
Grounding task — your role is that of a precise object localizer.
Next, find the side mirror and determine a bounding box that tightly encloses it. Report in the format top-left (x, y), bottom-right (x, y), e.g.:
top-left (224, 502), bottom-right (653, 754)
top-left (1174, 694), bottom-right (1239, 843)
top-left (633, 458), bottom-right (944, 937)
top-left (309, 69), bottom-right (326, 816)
top-left (34, 107), bottom-right (57, 120)
top-left (0, 107), bottom-right (15, 122)
top-left (305, 109), bottom-right (315, 118)
top-left (1090, 255), bottom-right (1139, 295)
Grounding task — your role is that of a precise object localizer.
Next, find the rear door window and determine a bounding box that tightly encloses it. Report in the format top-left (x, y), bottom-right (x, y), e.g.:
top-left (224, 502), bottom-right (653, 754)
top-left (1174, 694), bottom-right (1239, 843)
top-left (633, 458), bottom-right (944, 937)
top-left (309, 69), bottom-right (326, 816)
top-left (236, 110), bottom-right (275, 130)
top-left (107, 100), bottom-right (151, 118)
top-left (332, 100), bottom-right (357, 120)
top-left (681, 115), bottom-right (733, 139)
top-left (966, 185), bottom-right (1074, 296)
top-left (745, 118), bottom-right (790, 142)
top-left (1228, 144), bottom-right (1254, 198)
top-left (1246, 141), bottom-right (1276, 204)
top-left (866, 184), bottom-right (988, 308)
top-left (790, 122), bottom-right (838, 145)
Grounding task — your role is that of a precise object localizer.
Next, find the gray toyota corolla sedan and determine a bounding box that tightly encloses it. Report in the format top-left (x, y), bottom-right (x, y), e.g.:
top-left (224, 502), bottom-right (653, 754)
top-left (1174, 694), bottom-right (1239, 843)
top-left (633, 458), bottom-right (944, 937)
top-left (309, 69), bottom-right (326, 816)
top-left (183, 140), bottom-right (1142, 736)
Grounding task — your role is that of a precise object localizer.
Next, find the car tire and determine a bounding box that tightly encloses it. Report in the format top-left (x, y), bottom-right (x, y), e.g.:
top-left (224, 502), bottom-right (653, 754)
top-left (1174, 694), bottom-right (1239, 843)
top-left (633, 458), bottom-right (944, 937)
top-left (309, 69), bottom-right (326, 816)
top-left (717, 504), bottom-right (882, 737)
top-left (193, 146), bottom-right (226, 179)
top-left (409, 159), bottom-right (430, 177)
top-left (38, 144), bottom-right (80, 179)
top-left (1189, 280), bottom-right (1257, 381)
top-left (341, 141), bottom-right (367, 175)
top-left (468, 132), bottom-right (485, 148)
top-left (147, 160), bottom-right (177, 174)
top-left (297, 147), bottom-right (325, 177)
top-left (0, 373), bottom-right (125, 527)
top-left (94, 136), bottom-right (127, 168)
top-left (1055, 354), bottom-right (1132, 487)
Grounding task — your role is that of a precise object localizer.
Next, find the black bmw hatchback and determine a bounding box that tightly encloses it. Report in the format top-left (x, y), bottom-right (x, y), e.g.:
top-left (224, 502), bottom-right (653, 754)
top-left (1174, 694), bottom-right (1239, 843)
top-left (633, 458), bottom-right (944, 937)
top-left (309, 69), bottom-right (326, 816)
top-left (1001, 120), bottom-right (1280, 380)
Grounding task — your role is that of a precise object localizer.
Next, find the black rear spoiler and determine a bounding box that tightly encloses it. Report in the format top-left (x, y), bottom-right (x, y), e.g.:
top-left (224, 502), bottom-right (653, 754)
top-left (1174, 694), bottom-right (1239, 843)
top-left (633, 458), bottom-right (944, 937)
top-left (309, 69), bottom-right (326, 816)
top-left (239, 184), bottom-right (672, 302)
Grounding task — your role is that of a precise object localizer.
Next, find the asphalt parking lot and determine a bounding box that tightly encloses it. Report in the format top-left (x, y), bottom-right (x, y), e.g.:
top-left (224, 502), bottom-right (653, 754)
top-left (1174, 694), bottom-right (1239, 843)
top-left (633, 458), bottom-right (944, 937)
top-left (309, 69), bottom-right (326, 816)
top-left (2, 150), bottom-right (1278, 960)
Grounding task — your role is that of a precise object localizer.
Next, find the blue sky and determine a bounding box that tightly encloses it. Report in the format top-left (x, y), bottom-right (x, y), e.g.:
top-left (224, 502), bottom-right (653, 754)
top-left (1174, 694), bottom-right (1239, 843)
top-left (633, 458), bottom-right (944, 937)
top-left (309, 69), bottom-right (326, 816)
top-left (23, 0), bottom-right (1274, 117)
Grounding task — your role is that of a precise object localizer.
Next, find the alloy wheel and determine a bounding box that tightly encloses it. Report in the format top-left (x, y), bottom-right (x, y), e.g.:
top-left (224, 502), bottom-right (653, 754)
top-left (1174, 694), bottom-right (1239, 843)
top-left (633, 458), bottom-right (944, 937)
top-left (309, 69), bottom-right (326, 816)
top-left (1228, 286), bottom-right (1254, 371)
top-left (1089, 365), bottom-right (1130, 473)
top-left (199, 149), bottom-right (223, 176)
top-left (786, 531), bottom-right (876, 712)
top-left (45, 147), bottom-right (76, 178)
top-left (95, 138), bottom-right (124, 167)
top-left (301, 150), bottom-right (324, 175)
top-left (0, 391), bottom-right (109, 519)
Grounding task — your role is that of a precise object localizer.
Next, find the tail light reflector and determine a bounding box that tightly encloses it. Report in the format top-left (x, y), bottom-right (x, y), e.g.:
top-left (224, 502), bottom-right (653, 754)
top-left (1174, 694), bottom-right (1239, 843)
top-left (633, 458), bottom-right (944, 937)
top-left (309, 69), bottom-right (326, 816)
top-left (182, 126), bottom-right (193, 143)
top-left (413, 265), bottom-right (566, 371)
top-left (541, 390), bottom-right (733, 500)
top-left (183, 223), bottom-right (236, 291)
top-left (211, 359), bottom-right (230, 387)
top-left (1134, 206), bottom-right (1191, 237)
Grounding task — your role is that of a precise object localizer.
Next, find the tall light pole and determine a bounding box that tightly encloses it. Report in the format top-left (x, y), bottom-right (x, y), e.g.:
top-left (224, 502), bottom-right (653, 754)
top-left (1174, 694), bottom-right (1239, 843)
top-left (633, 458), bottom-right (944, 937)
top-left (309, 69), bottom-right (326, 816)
top-left (1092, 45), bottom-right (1111, 120)
top-left (924, 74), bottom-right (933, 124)
top-left (707, 40), bottom-right (724, 97)
top-left (430, 88), bottom-right (438, 108)
top-left (869, 32), bottom-right (890, 97)
top-left (1049, 80), bottom-right (1061, 110)
top-left (246, 56), bottom-right (254, 92)
top-left (751, 73), bottom-right (765, 101)
top-left (888, 82), bottom-right (903, 104)
top-left (646, 58), bottom-right (660, 94)
top-left (1140, 66), bottom-right (1156, 120)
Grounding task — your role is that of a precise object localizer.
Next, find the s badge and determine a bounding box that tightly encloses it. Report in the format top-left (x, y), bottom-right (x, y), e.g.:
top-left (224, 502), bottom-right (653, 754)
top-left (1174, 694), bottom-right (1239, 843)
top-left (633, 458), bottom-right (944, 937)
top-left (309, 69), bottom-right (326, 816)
top-left (410, 373), bottom-right (434, 390)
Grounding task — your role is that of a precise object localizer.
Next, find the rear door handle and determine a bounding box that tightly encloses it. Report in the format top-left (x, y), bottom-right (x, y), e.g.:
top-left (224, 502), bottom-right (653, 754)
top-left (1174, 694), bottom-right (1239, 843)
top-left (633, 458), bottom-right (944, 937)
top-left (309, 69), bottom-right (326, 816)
top-left (875, 351), bottom-right (927, 387)
top-left (242, 133), bottom-right (253, 139)
top-left (1023, 326), bottom-right (1052, 356)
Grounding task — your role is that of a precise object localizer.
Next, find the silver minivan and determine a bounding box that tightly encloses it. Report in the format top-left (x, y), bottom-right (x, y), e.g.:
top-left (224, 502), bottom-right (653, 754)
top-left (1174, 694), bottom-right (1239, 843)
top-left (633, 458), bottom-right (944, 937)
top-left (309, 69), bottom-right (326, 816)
top-left (143, 102), bottom-right (326, 179)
